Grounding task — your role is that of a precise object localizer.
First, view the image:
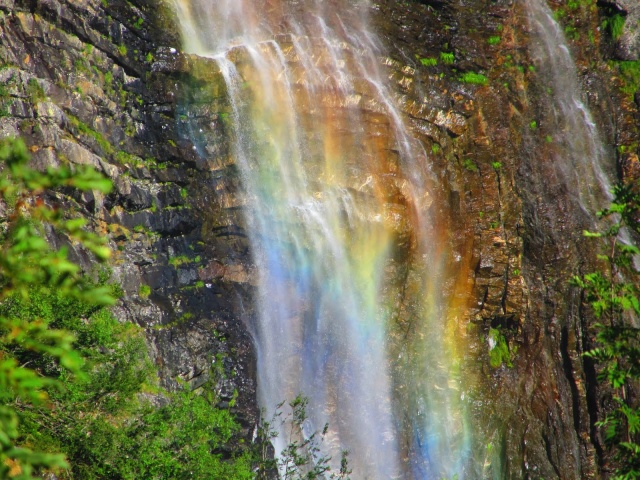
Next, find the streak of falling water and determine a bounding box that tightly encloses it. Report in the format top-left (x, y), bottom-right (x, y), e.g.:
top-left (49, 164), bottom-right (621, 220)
top-left (526, 0), bottom-right (640, 320)
top-left (172, 0), bottom-right (472, 478)
top-left (525, 0), bottom-right (614, 216)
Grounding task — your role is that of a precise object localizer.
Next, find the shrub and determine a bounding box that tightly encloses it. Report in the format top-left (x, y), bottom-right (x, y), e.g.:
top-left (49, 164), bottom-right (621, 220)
top-left (0, 137), bottom-right (112, 478)
top-left (572, 183), bottom-right (640, 478)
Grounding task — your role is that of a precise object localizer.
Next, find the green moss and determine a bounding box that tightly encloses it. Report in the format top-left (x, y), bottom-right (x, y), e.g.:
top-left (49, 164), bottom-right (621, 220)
top-left (26, 78), bottom-right (46, 102)
top-left (604, 13), bottom-right (626, 40)
top-left (139, 284), bottom-right (151, 298)
top-left (488, 328), bottom-right (513, 368)
top-left (169, 255), bottom-right (192, 267)
top-left (463, 158), bottom-right (478, 172)
top-left (115, 150), bottom-right (141, 165)
top-left (67, 114), bottom-right (114, 155)
top-left (104, 70), bottom-right (114, 96)
top-left (617, 60), bottom-right (640, 97)
top-left (460, 72), bottom-right (488, 86)
top-left (420, 57), bottom-right (438, 67)
top-left (440, 52), bottom-right (455, 65)
top-left (487, 36), bottom-right (501, 46)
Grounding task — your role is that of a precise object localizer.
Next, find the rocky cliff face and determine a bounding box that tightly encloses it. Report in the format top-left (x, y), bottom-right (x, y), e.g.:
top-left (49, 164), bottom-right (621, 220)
top-left (372, 0), bottom-right (639, 477)
top-left (1, 0), bottom-right (639, 477)
top-left (0, 0), bottom-right (259, 434)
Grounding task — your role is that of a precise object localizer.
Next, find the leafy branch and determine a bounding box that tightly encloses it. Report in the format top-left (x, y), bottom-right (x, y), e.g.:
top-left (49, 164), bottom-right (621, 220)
top-left (572, 182), bottom-right (640, 478)
top-left (0, 137), bottom-right (113, 479)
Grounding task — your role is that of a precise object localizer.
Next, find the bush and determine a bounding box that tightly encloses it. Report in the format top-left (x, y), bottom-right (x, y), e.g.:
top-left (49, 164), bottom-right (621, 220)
top-left (0, 138), bottom-right (254, 479)
top-left (0, 137), bottom-right (113, 478)
top-left (572, 182), bottom-right (640, 478)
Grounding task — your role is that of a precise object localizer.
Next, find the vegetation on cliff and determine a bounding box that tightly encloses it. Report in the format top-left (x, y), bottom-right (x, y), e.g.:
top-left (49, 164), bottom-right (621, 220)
top-left (574, 182), bottom-right (640, 479)
top-left (0, 138), bottom-right (254, 479)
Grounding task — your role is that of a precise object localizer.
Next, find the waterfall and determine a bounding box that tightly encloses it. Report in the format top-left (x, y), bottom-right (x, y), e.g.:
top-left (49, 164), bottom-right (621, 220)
top-left (171, 1), bottom-right (471, 478)
top-left (525, 0), bottom-right (614, 221)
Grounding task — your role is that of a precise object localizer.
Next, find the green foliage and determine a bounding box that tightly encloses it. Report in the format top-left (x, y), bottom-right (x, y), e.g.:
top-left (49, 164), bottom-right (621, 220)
top-left (463, 158), bottom-right (478, 173)
top-left (616, 60), bottom-right (640, 97)
top-left (255, 395), bottom-right (351, 480)
top-left (67, 114), bottom-right (114, 156)
top-left (488, 329), bottom-right (512, 368)
top-left (25, 79), bottom-right (45, 103)
top-left (459, 72), bottom-right (488, 86)
top-left (0, 138), bottom-right (254, 479)
top-left (139, 284), bottom-right (151, 298)
top-left (50, 388), bottom-right (252, 480)
top-left (420, 57), bottom-right (438, 67)
top-left (17, 317), bottom-right (255, 479)
top-left (603, 13), bottom-right (626, 41)
top-left (572, 183), bottom-right (640, 479)
top-left (103, 71), bottom-right (114, 96)
top-left (0, 137), bottom-right (112, 478)
top-left (487, 36), bottom-right (501, 46)
top-left (114, 151), bottom-right (141, 165)
top-left (439, 52), bottom-right (454, 65)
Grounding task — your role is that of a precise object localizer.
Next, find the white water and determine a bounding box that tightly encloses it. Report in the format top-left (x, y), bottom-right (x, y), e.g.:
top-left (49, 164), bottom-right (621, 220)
top-left (525, 0), bottom-right (614, 216)
top-left (172, 1), bottom-right (471, 478)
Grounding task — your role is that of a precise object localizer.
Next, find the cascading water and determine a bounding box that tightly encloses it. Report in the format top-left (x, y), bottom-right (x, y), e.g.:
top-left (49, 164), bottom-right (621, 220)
top-left (172, 1), bottom-right (472, 477)
top-left (525, 0), bottom-right (614, 221)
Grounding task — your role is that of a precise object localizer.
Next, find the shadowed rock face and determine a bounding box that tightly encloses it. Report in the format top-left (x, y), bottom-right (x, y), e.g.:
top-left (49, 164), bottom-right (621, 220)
top-left (1, 0), bottom-right (639, 477)
top-left (0, 0), bottom-right (259, 436)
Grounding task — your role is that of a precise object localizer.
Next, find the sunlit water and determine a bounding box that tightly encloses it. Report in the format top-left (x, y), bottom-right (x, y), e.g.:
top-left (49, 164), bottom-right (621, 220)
top-left (172, 0), bottom-right (472, 477)
top-left (525, 0), bottom-right (613, 216)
